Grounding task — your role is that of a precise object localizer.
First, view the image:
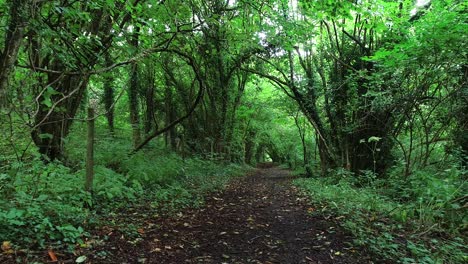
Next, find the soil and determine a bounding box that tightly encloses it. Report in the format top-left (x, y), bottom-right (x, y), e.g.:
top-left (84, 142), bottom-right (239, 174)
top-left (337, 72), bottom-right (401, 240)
top-left (2, 166), bottom-right (374, 263)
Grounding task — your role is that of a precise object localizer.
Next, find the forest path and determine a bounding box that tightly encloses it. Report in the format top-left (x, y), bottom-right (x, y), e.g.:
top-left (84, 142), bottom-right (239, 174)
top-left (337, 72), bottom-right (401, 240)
top-left (91, 165), bottom-right (371, 264)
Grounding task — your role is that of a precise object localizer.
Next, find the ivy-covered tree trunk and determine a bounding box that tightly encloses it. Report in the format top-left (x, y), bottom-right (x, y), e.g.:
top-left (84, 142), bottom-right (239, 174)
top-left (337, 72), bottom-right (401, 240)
top-left (454, 64), bottom-right (468, 167)
top-left (165, 85), bottom-right (177, 150)
top-left (144, 65), bottom-right (156, 135)
top-left (103, 53), bottom-right (115, 134)
top-left (29, 2), bottom-right (117, 161)
top-left (129, 28), bottom-right (141, 148)
top-left (244, 130), bottom-right (256, 165)
top-left (191, 0), bottom-right (257, 159)
top-left (320, 18), bottom-right (395, 176)
top-left (294, 50), bottom-right (337, 174)
top-left (0, 0), bottom-right (31, 107)
top-left (349, 58), bottom-right (394, 175)
top-left (32, 72), bottom-right (90, 160)
top-left (255, 144), bottom-right (265, 163)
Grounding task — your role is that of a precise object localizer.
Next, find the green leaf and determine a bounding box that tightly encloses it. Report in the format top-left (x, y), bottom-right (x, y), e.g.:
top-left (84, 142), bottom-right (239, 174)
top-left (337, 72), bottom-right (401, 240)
top-left (41, 86), bottom-right (60, 107)
top-left (36, 194), bottom-right (49, 202)
top-left (41, 97), bottom-right (52, 107)
top-left (38, 133), bottom-right (54, 140)
top-left (75, 256), bottom-right (87, 263)
top-left (368, 136), bottom-right (381, 143)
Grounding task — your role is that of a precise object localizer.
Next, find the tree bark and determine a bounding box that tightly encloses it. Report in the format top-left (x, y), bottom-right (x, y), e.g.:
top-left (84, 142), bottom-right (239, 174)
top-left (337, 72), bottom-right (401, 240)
top-left (454, 64), bottom-right (468, 168)
top-left (103, 53), bottom-right (115, 134)
top-left (32, 72), bottom-right (90, 161)
top-left (129, 28), bottom-right (142, 147)
top-left (85, 108), bottom-right (95, 194)
top-left (0, 0), bottom-right (30, 107)
top-left (164, 85), bottom-right (177, 150)
top-left (144, 67), bottom-right (156, 135)
top-left (244, 130), bottom-right (255, 164)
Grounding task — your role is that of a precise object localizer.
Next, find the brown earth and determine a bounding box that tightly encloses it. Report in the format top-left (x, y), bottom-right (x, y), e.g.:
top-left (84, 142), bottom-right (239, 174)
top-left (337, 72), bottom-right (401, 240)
top-left (2, 166), bottom-right (374, 263)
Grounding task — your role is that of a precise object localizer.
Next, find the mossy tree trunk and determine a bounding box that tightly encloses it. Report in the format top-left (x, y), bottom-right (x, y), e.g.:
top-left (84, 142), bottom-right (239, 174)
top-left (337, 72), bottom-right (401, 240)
top-left (129, 27), bottom-right (142, 148)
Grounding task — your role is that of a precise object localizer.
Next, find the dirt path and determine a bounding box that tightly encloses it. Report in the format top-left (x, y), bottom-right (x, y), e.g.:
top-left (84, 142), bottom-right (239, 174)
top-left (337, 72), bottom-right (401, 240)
top-left (88, 166), bottom-right (370, 263)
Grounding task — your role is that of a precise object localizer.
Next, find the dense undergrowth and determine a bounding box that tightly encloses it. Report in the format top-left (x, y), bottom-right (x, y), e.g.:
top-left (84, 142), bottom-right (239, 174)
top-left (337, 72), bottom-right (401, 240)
top-left (294, 166), bottom-right (467, 264)
top-left (0, 127), bottom-right (249, 255)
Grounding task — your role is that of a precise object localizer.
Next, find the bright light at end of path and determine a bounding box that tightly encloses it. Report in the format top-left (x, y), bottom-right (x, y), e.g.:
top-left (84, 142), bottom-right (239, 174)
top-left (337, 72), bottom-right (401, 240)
top-left (411, 0), bottom-right (431, 16)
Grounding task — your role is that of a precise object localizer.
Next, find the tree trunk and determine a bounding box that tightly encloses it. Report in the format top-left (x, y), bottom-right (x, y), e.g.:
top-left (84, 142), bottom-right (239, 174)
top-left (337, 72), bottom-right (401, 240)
top-left (244, 130), bottom-right (255, 164)
top-left (29, 3), bottom-right (116, 161)
top-left (454, 64), bottom-right (468, 168)
top-left (129, 28), bottom-right (141, 148)
top-left (103, 53), bottom-right (115, 134)
top-left (144, 69), bottom-right (156, 135)
top-left (164, 85), bottom-right (177, 150)
top-left (0, 0), bottom-right (30, 107)
top-left (255, 144), bottom-right (265, 163)
top-left (32, 73), bottom-right (90, 161)
top-left (85, 108), bottom-right (95, 194)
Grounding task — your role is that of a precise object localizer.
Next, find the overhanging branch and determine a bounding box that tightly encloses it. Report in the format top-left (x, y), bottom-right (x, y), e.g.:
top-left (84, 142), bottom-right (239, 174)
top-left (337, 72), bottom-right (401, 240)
top-left (130, 49), bottom-right (205, 154)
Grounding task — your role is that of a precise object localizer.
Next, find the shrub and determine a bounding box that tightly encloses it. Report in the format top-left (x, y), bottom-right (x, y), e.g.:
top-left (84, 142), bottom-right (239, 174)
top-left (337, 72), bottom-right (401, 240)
top-left (294, 168), bottom-right (467, 263)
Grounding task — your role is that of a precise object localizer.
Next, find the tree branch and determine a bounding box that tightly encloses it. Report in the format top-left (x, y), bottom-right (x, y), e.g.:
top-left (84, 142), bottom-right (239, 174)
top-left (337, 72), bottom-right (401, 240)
top-left (130, 49), bottom-right (205, 154)
top-left (19, 33), bottom-right (178, 76)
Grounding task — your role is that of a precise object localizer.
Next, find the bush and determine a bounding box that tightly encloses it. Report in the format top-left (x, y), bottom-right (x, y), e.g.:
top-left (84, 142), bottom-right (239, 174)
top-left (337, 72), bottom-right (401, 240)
top-left (0, 160), bottom-right (89, 248)
top-left (294, 168), bottom-right (468, 263)
top-left (1, 148), bottom-right (250, 252)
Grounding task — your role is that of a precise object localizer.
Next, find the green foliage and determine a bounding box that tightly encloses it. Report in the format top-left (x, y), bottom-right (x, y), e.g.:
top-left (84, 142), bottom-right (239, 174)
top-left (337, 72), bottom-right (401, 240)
top-left (381, 166), bottom-right (467, 232)
top-left (1, 129), bottom-right (249, 252)
top-left (295, 168), bottom-right (468, 263)
top-left (125, 153), bottom-right (248, 212)
top-left (0, 158), bottom-right (145, 249)
top-left (92, 165), bottom-right (144, 202)
top-left (0, 160), bottom-right (89, 248)
top-left (234, 81), bottom-right (313, 167)
top-left (295, 176), bottom-right (398, 215)
top-left (122, 152), bottom-right (184, 184)
top-left (1, 0), bottom-right (467, 261)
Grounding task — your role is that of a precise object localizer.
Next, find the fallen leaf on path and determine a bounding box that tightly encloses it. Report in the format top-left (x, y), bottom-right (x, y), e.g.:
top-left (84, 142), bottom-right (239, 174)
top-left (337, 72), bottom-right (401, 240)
top-left (1, 241), bottom-right (13, 254)
top-left (75, 255), bottom-right (87, 263)
top-left (48, 249), bottom-right (58, 262)
top-left (1, 241), bottom-right (11, 251)
top-left (151, 248), bottom-right (162, 253)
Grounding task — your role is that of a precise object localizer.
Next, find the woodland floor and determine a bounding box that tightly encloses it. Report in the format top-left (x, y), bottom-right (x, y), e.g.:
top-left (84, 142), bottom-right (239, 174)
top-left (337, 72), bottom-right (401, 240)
top-left (3, 165), bottom-right (375, 263)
